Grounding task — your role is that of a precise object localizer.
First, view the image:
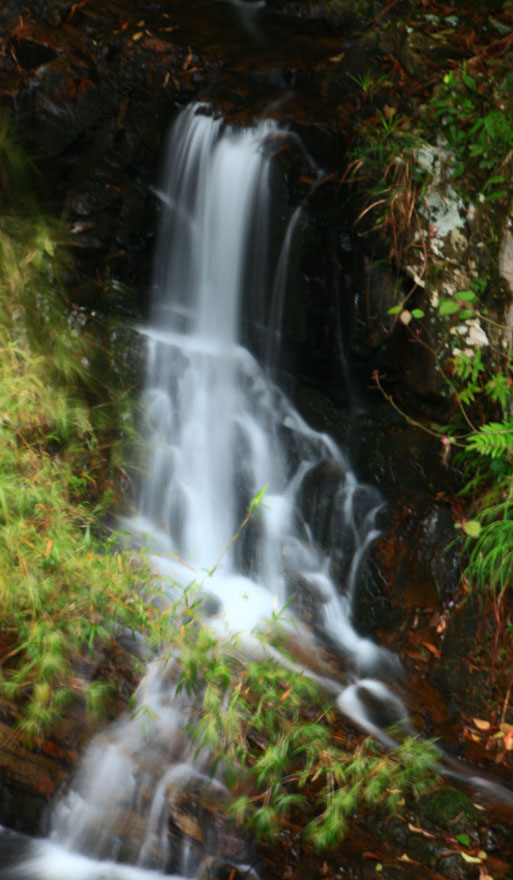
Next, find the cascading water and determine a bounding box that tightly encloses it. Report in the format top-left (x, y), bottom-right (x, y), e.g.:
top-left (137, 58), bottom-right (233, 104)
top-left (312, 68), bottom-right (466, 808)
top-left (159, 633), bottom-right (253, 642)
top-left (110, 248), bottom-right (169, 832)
top-left (130, 104), bottom-right (391, 681)
top-left (5, 105), bottom-right (406, 880)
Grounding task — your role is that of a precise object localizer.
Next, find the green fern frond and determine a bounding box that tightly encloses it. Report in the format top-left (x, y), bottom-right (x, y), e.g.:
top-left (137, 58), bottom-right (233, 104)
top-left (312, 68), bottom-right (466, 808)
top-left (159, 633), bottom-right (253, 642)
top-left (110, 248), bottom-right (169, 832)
top-left (466, 420), bottom-right (513, 459)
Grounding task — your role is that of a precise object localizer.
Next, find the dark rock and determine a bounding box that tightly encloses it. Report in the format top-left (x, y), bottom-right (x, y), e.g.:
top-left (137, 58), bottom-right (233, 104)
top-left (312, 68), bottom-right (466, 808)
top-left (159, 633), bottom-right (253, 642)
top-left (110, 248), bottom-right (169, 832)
top-left (351, 559), bottom-right (400, 638)
top-left (406, 834), bottom-right (443, 867)
top-left (0, 712), bottom-right (95, 835)
top-left (321, 0), bottom-right (378, 27)
top-left (198, 857), bottom-right (259, 880)
top-left (432, 603), bottom-right (491, 719)
top-left (437, 853), bottom-right (475, 880)
top-left (372, 814), bottom-right (409, 849)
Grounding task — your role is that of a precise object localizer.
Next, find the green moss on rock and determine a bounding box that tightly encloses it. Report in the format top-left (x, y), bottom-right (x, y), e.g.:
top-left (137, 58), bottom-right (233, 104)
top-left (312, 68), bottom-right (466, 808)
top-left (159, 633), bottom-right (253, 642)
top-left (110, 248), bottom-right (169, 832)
top-left (420, 787), bottom-right (476, 830)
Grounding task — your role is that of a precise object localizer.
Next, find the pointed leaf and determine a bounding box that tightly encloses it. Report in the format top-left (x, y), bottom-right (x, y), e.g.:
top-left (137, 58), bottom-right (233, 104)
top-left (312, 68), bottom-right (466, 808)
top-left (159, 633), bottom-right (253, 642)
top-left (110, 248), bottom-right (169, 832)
top-left (472, 718), bottom-right (490, 731)
top-left (421, 641), bottom-right (441, 659)
top-left (439, 300), bottom-right (460, 316)
top-left (461, 853), bottom-right (482, 864)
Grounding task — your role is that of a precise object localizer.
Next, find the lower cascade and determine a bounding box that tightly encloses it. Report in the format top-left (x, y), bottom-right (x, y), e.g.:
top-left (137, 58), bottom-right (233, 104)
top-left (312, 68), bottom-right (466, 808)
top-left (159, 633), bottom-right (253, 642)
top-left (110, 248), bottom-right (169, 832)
top-left (7, 105), bottom-right (407, 878)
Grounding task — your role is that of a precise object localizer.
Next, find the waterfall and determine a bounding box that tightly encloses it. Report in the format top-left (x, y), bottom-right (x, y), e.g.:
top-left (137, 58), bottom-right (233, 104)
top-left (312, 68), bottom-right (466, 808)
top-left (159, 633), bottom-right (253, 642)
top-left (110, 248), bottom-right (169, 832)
top-left (7, 105), bottom-right (405, 879)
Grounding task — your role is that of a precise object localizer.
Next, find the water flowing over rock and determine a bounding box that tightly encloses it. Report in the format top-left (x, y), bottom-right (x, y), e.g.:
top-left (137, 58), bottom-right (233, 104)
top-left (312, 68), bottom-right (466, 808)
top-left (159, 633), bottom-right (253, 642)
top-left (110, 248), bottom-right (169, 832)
top-left (6, 103), bottom-right (407, 879)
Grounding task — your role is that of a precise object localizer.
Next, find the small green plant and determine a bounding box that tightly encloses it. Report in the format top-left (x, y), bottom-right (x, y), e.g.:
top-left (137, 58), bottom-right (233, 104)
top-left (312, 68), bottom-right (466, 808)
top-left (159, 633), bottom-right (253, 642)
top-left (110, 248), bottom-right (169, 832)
top-left (430, 62), bottom-right (513, 204)
top-left (0, 116), bottom-right (171, 736)
top-left (346, 70), bottom-right (388, 101)
top-left (151, 592), bottom-right (441, 849)
top-left (346, 115), bottom-right (429, 267)
top-left (381, 268), bottom-right (513, 682)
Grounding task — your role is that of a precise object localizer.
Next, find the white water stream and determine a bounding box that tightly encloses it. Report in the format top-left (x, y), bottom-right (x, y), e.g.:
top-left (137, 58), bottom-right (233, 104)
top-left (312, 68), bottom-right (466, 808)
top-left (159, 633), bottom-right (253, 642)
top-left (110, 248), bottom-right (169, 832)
top-left (7, 105), bottom-right (407, 879)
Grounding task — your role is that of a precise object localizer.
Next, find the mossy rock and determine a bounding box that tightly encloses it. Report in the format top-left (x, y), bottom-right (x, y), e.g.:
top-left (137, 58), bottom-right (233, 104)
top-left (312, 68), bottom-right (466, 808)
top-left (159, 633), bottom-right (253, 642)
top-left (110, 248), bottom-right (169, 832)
top-left (419, 787), bottom-right (476, 831)
top-left (322, 0), bottom-right (377, 26)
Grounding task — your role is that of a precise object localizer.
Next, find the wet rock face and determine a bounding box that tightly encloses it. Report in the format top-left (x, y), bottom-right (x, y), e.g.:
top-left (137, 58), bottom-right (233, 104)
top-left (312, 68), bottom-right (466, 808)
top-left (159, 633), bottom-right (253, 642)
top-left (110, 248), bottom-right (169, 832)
top-left (432, 604), bottom-right (492, 719)
top-left (0, 710), bottom-right (97, 835)
top-left (20, 67), bottom-right (170, 309)
top-left (404, 502), bottom-right (460, 604)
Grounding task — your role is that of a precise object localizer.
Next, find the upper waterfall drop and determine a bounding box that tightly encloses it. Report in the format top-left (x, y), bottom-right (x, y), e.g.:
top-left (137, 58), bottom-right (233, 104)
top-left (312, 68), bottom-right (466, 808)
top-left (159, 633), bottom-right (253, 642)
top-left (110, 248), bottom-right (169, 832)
top-left (151, 106), bottom-right (275, 346)
top-left (130, 103), bottom-right (390, 672)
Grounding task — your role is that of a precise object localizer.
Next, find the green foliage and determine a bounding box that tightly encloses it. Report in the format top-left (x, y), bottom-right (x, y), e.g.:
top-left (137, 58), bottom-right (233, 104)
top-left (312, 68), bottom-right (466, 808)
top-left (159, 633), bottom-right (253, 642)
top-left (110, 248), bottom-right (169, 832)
top-left (438, 340), bottom-right (512, 609)
top-left (431, 63), bottom-right (513, 196)
top-left (466, 420), bottom-right (513, 460)
top-left (462, 498), bottom-right (513, 598)
top-left (384, 269), bottom-right (513, 609)
top-left (0, 117), bottom-right (172, 736)
top-left (154, 597), bottom-right (441, 849)
top-left (343, 6), bottom-right (513, 710)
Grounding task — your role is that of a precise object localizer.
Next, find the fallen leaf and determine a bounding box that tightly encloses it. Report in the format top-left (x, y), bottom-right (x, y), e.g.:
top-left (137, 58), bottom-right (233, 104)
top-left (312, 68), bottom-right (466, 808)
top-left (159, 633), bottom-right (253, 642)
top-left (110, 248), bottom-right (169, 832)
top-left (504, 729), bottom-right (513, 750)
top-left (399, 309), bottom-right (412, 325)
top-left (421, 641), bottom-right (441, 659)
top-left (44, 538), bottom-right (53, 557)
top-left (170, 807), bottom-right (204, 842)
top-left (143, 36), bottom-right (172, 52)
top-left (279, 687), bottom-right (292, 703)
top-left (408, 823), bottom-right (435, 838)
top-left (398, 854), bottom-right (414, 862)
top-left (500, 722), bottom-right (513, 733)
top-left (132, 31), bottom-right (143, 41)
top-left (473, 718), bottom-right (491, 731)
top-left (175, 555), bottom-right (196, 571)
top-left (461, 853), bottom-right (483, 864)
